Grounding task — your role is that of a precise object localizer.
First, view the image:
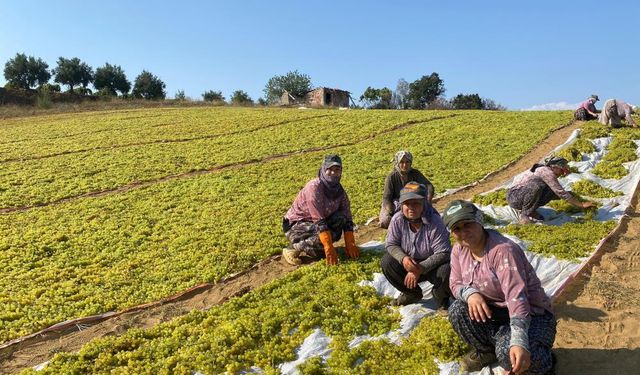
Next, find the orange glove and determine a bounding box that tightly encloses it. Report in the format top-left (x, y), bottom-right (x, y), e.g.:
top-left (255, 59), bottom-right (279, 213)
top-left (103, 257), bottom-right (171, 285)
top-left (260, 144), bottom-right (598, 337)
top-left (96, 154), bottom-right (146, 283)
top-left (318, 230), bottom-right (338, 265)
top-left (344, 231), bottom-right (359, 259)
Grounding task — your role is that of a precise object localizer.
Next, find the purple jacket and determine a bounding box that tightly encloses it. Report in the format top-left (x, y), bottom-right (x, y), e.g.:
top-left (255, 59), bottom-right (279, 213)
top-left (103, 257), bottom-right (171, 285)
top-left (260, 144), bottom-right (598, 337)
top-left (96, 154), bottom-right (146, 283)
top-left (385, 204), bottom-right (451, 262)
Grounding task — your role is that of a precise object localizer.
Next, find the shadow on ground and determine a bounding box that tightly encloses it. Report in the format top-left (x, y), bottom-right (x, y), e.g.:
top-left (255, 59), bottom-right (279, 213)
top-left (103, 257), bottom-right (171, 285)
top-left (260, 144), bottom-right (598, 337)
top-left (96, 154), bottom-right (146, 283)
top-left (554, 347), bottom-right (640, 374)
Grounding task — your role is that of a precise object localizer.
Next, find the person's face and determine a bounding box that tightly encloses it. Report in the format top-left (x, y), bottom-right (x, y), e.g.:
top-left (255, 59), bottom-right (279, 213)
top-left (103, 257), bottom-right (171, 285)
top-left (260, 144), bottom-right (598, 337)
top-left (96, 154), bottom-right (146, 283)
top-left (450, 220), bottom-right (485, 249)
top-left (401, 199), bottom-right (424, 220)
top-left (551, 165), bottom-right (569, 177)
top-left (398, 157), bottom-right (411, 173)
top-left (325, 165), bottom-right (342, 178)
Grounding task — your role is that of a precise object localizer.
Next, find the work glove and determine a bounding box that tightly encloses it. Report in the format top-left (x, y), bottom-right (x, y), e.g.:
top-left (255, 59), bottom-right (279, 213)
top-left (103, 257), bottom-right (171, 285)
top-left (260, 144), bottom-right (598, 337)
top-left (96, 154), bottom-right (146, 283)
top-left (318, 230), bottom-right (338, 265)
top-left (343, 231), bottom-right (359, 259)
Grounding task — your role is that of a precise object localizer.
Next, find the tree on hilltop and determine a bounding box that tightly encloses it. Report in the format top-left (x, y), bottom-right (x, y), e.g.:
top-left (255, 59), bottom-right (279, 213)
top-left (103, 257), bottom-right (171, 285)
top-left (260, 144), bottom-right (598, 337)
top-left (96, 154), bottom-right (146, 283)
top-left (230, 90), bottom-right (253, 106)
top-left (53, 57), bottom-right (94, 93)
top-left (94, 63), bottom-right (131, 96)
top-left (263, 70), bottom-right (312, 104)
top-left (360, 86), bottom-right (393, 109)
top-left (451, 93), bottom-right (484, 110)
top-left (3, 53), bottom-right (51, 89)
top-left (407, 73), bottom-right (445, 109)
top-left (392, 78), bottom-right (410, 109)
top-left (132, 70), bottom-right (166, 100)
top-left (202, 90), bottom-right (225, 102)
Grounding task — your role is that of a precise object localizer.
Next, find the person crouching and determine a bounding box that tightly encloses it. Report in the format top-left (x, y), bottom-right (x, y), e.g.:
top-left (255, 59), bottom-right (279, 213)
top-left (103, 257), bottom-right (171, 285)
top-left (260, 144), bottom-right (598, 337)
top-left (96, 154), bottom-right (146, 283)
top-left (380, 181), bottom-right (452, 307)
top-left (443, 200), bottom-right (556, 374)
top-left (282, 154), bottom-right (359, 266)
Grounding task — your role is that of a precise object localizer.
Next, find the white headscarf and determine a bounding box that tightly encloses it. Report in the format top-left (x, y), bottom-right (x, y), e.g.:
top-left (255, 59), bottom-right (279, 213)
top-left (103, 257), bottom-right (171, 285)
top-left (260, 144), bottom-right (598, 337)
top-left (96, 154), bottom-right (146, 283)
top-left (393, 150), bottom-right (413, 174)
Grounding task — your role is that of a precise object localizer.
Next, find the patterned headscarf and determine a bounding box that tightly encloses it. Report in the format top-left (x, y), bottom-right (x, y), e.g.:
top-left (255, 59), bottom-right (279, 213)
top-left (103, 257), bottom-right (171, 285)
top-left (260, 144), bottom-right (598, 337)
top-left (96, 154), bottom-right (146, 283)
top-left (318, 154), bottom-right (344, 199)
top-left (393, 150), bottom-right (413, 174)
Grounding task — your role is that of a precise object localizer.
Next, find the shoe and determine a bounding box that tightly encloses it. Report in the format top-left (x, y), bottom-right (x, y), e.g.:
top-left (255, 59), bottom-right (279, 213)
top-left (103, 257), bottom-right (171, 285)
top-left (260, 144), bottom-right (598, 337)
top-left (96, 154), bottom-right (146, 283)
top-left (391, 292), bottom-right (422, 306)
top-left (459, 350), bottom-right (497, 372)
top-left (436, 296), bottom-right (450, 313)
top-left (518, 213), bottom-right (533, 224)
top-left (282, 247), bottom-right (302, 265)
top-left (530, 211), bottom-right (544, 221)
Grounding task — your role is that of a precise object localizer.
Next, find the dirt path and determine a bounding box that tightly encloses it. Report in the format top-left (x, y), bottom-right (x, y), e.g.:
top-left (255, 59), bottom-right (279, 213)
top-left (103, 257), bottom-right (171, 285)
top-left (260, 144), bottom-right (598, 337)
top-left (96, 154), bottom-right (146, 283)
top-left (0, 120), bottom-right (602, 373)
top-left (553, 189), bottom-right (640, 374)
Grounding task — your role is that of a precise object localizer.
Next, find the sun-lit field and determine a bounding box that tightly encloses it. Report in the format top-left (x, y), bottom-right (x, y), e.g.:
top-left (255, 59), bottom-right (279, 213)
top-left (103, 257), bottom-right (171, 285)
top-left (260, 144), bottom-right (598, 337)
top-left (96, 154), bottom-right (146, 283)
top-left (0, 108), bottom-right (574, 343)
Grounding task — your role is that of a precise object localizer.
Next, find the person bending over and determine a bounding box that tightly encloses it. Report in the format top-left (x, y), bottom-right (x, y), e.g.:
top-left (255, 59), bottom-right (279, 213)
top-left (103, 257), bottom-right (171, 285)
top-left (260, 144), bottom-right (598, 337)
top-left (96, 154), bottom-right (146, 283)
top-left (573, 94), bottom-right (600, 121)
top-left (507, 156), bottom-right (595, 224)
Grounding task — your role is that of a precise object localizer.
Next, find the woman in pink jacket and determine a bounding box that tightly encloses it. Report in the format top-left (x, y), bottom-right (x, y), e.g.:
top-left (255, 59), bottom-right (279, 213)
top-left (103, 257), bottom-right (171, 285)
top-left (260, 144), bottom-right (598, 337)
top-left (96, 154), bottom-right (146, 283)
top-left (282, 154), bottom-right (359, 266)
top-left (507, 156), bottom-right (595, 224)
top-left (444, 200), bottom-right (556, 374)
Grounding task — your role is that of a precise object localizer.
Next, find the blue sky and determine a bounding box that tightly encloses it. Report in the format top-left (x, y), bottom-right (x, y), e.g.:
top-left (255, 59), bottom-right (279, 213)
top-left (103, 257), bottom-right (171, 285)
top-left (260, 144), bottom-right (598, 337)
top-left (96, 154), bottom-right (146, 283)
top-left (1, 0), bottom-right (638, 109)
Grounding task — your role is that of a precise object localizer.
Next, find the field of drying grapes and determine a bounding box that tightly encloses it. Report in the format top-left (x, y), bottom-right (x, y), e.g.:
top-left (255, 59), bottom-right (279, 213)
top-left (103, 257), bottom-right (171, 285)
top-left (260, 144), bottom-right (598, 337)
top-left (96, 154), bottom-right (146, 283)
top-left (1, 107), bottom-right (638, 374)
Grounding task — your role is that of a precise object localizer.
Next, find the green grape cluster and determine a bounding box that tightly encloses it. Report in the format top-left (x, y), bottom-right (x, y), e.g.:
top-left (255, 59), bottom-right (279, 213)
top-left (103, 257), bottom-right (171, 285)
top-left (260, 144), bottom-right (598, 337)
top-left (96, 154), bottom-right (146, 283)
top-left (558, 138), bottom-right (596, 161)
top-left (579, 121), bottom-right (609, 139)
top-left (472, 189), bottom-right (508, 206)
top-left (592, 132), bottom-right (639, 179)
top-left (501, 220), bottom-right (616, 260)
top-left (547, 197), bottom-right (598, 220)
top-left (298, 316), bottom-right (467, 375)
top-left (571, 180), bottom-right (623, 198)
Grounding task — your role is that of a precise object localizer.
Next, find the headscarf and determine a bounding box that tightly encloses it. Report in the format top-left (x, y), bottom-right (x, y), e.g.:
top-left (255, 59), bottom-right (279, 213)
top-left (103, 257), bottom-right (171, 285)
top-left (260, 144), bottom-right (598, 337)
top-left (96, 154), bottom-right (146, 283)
top-left (393, 150), bottom-right (413, 175)
top-left (318, 155), bottom-right (344, 199)
top-left (530, 155), bottom-right (569, 172)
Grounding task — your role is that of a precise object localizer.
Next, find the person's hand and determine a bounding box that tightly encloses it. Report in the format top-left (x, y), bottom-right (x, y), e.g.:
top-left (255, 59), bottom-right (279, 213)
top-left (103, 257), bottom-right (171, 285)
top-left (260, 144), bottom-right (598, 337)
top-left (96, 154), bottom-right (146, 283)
top-left (467, 293), bottom-right (492, 322)
top-left (582, 201), bottom-right (596, 209)
top-left (402, 256), bottom-right (421, 273)
top-left (509, 345), bottom-right (531, 374)
top-left (404, 270), bottom-right (419, 289)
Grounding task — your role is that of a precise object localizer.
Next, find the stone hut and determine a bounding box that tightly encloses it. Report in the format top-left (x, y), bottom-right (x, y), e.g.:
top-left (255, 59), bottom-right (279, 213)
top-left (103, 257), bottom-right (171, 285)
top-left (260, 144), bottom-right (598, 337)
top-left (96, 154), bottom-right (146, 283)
top-left (305, 87), bottom-right (350, 107)
top-left (280, 87), bottom-right (351, 107)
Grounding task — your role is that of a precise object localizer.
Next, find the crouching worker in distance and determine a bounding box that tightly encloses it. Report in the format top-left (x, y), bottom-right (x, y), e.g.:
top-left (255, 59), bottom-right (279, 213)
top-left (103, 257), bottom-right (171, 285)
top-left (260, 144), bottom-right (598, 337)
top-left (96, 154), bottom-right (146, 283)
top-left (444, 200), bottom-right (556, 374)
top-left (282, 154), bottom-right (359, 266)
top-left (379, 150), bottom-right (434, 229)
top-left (507, 156), bottom-right (595, 224)
top-left (573, 94), bottom-right (600, 121)
top-left (380, 181), bottom-right (451, 308)
top-left (599, 99), bottom-right (637, 128)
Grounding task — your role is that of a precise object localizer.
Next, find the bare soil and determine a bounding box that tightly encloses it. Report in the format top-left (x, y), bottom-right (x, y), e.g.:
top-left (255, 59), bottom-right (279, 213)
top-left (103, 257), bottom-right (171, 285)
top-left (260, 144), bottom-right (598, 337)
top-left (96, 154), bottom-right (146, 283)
top-left (553, 191), bottom-right (640, 373)
top-left (4, 120), bottom-right (637, 374)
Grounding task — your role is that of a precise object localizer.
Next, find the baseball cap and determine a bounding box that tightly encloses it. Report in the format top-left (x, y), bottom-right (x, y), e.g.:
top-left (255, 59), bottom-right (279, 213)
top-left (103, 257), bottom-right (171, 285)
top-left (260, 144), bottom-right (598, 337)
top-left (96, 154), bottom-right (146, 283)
top-left (442, 200), bottom-right (482, 230)
top-left (399, 181), bottom-right (427, 204)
